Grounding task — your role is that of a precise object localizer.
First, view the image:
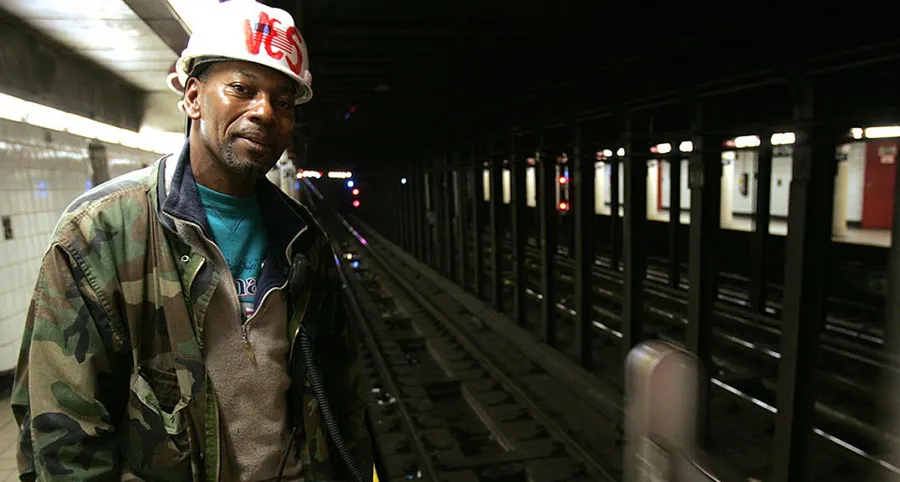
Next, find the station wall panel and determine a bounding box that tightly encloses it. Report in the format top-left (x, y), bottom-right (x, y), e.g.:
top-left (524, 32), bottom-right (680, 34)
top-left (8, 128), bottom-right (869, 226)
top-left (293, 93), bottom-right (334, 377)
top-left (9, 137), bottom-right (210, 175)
top-left (0, 118), bottom-right (157, 372)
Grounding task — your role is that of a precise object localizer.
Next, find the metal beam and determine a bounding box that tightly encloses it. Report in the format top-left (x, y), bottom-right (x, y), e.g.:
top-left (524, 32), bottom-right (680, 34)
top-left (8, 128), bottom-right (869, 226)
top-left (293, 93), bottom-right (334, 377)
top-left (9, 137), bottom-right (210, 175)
top-left (686, 104), bottom-right (722, 448)
top-left (472, 155), bottom-right (486, 300)
top-left (489, 153), bottom-right (505, 312)
top-left (441, 153), bottom-right (455, 279)
top-left (400, 168), bottom-right (412, 252)
top-left (121, 0), bottom-right (189, 55)
top-left (771, 80), bottom-right (836, 482)
top-left (454, 158), bottom-right (468, 290)
top-left (609, 155), bottom-right (622, 272)
top-left (622, 118), bottom-right (648, 357)
top-left (0, 13), bottom-right (144, 131)
top-left (883, 123), bottom-right (900, 457)
top-left (539, 135), bottom-right (558, 346)
top-left (510, 133), bottom-right (528, 326)
top-left (750, 133), bottom-right (774, 313)
top-left (424, 167), bottom-right (435, 268)
top-left (668, 149), bottom-right (682, 289)
top-left (572, 122), bottom-right (595, 368)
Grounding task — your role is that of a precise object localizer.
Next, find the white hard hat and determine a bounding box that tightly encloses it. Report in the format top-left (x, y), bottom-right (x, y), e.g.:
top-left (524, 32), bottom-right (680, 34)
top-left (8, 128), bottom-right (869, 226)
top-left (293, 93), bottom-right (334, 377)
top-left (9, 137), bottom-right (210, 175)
top-left (171, 0), bottom-right (313, 104)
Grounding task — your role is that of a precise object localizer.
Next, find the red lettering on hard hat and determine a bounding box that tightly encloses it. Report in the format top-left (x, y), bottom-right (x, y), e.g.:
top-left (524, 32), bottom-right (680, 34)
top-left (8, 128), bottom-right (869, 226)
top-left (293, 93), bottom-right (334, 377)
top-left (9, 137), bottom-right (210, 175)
top-left (285, 26), bottom-right (304, 75)
top-left (264, 18), bottom-right (284, 60)
top-left (244, 12), bottom-right (272, 55)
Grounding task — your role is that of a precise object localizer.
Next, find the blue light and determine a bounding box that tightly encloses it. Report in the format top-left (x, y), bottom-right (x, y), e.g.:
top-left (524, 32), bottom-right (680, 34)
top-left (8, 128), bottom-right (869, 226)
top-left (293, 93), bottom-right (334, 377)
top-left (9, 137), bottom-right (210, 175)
top-left (347, 180), bottom-right (355, 188)
top-left (85, 180), bottom-right (93, 190)
top-left (350, 261), bottom-right (359, 269)
top-left (401, 177), bottom-right (407, 185)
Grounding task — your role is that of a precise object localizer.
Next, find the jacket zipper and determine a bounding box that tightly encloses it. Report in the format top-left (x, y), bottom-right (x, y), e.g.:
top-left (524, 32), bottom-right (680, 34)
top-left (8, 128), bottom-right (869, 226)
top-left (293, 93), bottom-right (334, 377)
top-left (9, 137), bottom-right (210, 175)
top-left (165, 212), bottom-right (309, 363)
top-left (164, 212), bottom-right (245, 352)
top-left (167, 208), bottom-right (309, 479)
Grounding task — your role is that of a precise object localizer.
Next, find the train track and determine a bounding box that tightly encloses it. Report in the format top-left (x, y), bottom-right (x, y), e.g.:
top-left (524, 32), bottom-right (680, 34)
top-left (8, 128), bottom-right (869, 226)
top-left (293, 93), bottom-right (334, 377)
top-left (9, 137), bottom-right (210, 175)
top-left (469, 242), bottom-right (899, 479)
top-left (339, 218), bottom-right (897, 481)
top-left (303, 176), bottom-right (896, 480)
top-left (327, 214), bottom-right (623, 481)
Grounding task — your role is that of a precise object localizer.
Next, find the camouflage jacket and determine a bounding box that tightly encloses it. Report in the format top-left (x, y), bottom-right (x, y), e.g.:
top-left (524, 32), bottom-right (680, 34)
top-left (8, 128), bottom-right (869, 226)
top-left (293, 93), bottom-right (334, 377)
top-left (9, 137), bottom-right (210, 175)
top-left (11, 146), bottom-right (372, 481)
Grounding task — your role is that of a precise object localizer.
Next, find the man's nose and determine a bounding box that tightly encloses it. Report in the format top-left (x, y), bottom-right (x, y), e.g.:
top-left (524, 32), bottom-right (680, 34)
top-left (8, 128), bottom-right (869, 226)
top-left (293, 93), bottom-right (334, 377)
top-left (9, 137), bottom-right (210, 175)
top-left (247, 93), bottom-right (275, 124)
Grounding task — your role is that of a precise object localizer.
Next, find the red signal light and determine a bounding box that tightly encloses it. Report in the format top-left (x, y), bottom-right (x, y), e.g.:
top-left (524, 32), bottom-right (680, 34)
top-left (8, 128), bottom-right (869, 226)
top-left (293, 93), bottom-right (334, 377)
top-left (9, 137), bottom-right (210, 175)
top-left (352, 200), bottom-right (360, 208)
top-left (558, 201), bottom-right (569, 211)
top-left (558, 176), bottom-right (568, 185)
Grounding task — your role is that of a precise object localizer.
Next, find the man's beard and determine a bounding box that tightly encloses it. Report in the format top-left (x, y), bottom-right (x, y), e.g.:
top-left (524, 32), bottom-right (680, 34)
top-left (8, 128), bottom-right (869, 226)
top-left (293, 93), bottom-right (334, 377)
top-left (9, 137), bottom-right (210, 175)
top-left (220, 137), bottom-right (273, 179)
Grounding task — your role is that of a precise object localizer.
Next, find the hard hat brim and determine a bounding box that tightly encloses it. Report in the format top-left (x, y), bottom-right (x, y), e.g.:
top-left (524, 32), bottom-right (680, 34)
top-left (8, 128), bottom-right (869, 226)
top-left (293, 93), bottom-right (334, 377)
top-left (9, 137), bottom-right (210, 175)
top-left (175, 54), bottom-right (313, 105)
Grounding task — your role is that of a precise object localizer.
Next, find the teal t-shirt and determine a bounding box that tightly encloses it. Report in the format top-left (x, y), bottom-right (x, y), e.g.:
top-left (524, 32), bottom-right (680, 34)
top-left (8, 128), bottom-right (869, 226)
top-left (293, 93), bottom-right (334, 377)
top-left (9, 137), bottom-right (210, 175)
top-left (196, 183), bottom-right (268, 319)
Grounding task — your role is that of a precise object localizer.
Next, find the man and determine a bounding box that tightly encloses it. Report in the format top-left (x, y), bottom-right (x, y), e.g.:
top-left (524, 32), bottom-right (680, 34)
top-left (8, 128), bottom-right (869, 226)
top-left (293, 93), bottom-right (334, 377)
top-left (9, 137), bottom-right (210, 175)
top-left (11, 2), bottom-right (372, 481)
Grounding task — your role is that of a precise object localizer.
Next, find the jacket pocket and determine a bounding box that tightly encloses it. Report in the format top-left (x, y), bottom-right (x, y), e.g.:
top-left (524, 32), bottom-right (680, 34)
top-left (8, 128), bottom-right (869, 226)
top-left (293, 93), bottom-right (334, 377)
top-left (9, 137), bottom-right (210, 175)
top-left (131, 370), bottom-right (185, 435)
top-left (121, 370), bottom-right (193, 481)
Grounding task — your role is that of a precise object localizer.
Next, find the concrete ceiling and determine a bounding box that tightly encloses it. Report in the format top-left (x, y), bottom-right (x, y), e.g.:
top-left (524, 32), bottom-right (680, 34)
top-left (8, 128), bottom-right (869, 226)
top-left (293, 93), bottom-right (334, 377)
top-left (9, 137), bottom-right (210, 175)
top-left (0, 0), bottom-right (194, 133)
top-left (0, 0), bottom-right (179, 93)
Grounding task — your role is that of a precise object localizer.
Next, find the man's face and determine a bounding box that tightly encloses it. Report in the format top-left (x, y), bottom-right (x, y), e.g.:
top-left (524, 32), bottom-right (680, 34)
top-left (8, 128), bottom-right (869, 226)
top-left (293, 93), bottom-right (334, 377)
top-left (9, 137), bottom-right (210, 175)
top-left (186, 61), bottom-right (296, 179)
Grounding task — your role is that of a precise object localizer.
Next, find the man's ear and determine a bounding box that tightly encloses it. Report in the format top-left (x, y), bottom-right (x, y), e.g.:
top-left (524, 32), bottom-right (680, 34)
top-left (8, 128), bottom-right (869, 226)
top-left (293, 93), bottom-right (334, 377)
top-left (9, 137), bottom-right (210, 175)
top-left (183, 77), bottom-right (202, 121)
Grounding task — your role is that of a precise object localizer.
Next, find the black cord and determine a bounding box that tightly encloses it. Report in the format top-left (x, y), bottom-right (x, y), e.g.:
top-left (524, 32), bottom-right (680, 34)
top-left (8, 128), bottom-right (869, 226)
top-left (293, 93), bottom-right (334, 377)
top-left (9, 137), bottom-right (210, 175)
top-left (275, 425), bottom-right (298, 482)
top-left (302, 329), bottom-right (365, 482)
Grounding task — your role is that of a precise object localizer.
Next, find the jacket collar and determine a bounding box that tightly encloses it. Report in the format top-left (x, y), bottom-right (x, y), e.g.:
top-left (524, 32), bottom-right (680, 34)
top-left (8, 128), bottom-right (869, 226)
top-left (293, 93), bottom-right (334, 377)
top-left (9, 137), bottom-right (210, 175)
top-left (157, 137), bottom-right (308, 264)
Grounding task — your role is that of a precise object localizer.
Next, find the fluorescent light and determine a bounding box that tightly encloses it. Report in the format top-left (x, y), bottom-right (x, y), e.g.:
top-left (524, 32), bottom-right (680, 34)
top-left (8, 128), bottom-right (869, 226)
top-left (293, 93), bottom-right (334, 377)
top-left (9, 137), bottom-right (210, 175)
top-left (771, 132), bottom-right (795, 145)
top-left (851, 128), bottom-right (864, 140)
top-left (139, 127), bottom-right (186, 156)
top-left (602, 149), bottom-right (613, 158)
top-left (298, 170), bottom-right (322, 179)
top-left (734, 135), bottom-right (761, 148)
top-left (327, 171), bottom-right (353, 179)
top-left (655, 143), bottom-right (672, 154)
top-left (864, 126), bottom-right (900, 139)
top-left (617, 147), bottom-right (625, 157)
top-left (0, 92), bottom-right (176, 154)
top-left (679, 141), bottom-right (693, 153)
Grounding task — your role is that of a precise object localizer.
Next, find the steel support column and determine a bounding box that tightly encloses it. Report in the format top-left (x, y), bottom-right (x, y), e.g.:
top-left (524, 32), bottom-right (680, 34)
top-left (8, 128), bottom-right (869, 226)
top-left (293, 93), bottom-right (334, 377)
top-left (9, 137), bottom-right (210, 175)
top-left (510, 133), bottom-right (527, 326)
top-left (472, 158), bottom-right (486, 300)
top-left (572, 122), bottom-right (594, 367)
top-left (539, 135), bottom-right (558, 345)
top-left (668, 148), bottom-right (682, 289)
top-left (887, 146), bottom-right (900, 353)
top-left (751, 134), bottom-right (774, 313)
top-left (622, 121), bottom-right (649, 357)
top-left (455, 160), bottom-right (468, 289)
top-left (432, 160), bottom-right (444, 273)
top-left (771, 81), bottom-right (836, 482)
top-left (432, 162), bottom-right (442, 272)
top-left (686, 105), bottom-right (722, 448)
top-left (884, 127), bottom-right (900, 454)
top-left (610, 154), bottom-right (622, 271)
top-left (490, 154), bottom-right (505, 312)
top-left (414, 163), bottom-right (426, 262)
top-left (403, 169), bottom-right (413, 253)
top-left (424, 168), bottom-right (435, 268)
top-left (442, 155), bottom-right (455, 280)
top-left (388, 172), bottom-right (399, 245)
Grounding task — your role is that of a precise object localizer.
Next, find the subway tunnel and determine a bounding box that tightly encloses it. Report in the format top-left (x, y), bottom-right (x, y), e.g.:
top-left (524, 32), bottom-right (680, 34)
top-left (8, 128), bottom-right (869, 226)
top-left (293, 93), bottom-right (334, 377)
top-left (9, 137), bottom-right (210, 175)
top-left (1, 1), bottom-right (900, 482)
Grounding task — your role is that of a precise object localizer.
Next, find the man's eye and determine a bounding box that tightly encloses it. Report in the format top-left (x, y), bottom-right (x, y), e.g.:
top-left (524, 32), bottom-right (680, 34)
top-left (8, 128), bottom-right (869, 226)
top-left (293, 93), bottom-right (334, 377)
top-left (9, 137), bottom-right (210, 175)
top-left (275, 100), bottom-right (292, 109)
top-left (231, 84), bottom-right (248, 94)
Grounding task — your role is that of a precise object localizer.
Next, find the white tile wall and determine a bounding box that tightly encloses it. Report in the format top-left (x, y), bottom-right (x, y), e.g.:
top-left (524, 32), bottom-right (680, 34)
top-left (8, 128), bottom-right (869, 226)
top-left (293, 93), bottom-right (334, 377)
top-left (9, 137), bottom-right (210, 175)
top-left (0, 118), bottom-right (158, 372)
